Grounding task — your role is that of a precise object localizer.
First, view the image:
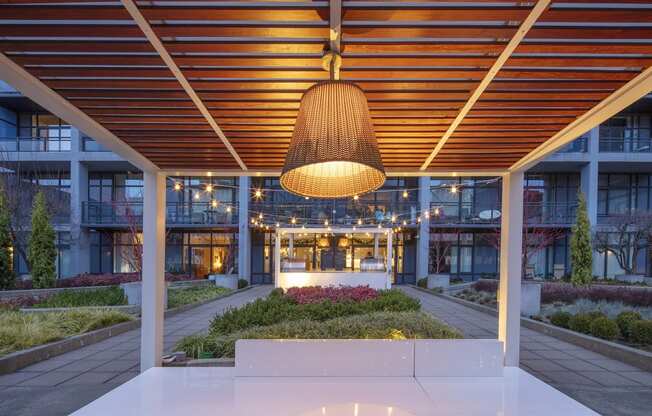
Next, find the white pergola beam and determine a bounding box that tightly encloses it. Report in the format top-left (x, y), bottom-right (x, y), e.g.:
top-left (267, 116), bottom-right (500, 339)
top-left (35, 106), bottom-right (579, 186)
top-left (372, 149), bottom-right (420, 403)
top-left (499, 171), bottom-right (524, 367)
top-left (0, 52), bottom-right (159, 173)
top-left (140, 171), bottom-right (167, 372)
top-left (121, 0), bottom-right (247, 171)
top-left (420, 0), bottom-right (551, 170)
top-left (511, 66), bottom-right (652, 172)
top-left (161, 168), bottom-right (508, 178)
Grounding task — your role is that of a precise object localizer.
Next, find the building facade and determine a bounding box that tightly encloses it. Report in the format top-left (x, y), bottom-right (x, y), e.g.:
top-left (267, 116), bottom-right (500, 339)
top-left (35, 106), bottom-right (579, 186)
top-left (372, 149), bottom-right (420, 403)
top-left (1, 83), bottom-right (651, 283)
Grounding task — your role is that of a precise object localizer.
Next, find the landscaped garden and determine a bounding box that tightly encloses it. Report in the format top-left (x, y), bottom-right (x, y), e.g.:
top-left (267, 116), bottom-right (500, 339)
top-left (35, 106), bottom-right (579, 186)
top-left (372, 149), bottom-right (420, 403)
top-left (167, 285), bottom-right (231, 309)
top-left (0, 309), bottom-right (133, 356)
top-left (176, 285), bottom-right (462, 359)
top-left (454, 279), bottom-right (652, 349)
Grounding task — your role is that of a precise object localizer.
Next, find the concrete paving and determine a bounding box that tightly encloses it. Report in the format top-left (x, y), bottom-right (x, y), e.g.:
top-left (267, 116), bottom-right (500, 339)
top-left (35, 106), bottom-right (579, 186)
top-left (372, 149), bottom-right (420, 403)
top-left (0, 285), bottom-right (272, 416)
top-left (399, 286), bottom-right (652, 416)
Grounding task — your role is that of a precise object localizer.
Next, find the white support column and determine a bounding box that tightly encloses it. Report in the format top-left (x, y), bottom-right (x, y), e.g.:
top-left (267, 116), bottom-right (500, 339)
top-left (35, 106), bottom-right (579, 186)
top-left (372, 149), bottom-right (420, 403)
top-left (140, 171), bottom-right (166, 372)
top-left (373, 234), bottom-right (379, 257)
top-left (581, 127), bottom-right (599, 226)
top-left (416, 176), bottom-right (431, 279)
top-left (499, 171), bottom-right (524, 367)
top-left (70, 154), bottom-right (90, 276)
top-left (238, 176), bottom-right (251, 282)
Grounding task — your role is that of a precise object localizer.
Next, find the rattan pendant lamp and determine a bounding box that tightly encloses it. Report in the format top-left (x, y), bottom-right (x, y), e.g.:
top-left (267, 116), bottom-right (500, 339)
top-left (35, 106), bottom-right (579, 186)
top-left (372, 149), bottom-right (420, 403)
top-left (280, 52), bottom-right (386, 199)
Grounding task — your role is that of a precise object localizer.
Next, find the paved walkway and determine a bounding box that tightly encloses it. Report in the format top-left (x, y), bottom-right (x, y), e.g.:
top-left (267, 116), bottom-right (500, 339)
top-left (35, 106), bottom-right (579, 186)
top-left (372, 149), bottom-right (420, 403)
top-left (399, 286), bottom-right (652, 416)
top-left (0, 285), bottom-right (272, 416)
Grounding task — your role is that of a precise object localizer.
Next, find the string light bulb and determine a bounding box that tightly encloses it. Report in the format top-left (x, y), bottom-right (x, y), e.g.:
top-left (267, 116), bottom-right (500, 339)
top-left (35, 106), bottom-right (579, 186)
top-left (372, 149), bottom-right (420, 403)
top-left (353, 195), bottom-right (359, 201)
top-left (251, 218), bottom-right (255, 224)
top-left (450, 185), bottom-right (458, 194)
top-left (402, 220), bottom-right (407, 226)
top-left (434, 207), bottom-right (440, 216)
top-left (357, 218), bottom-right (362, 225)
top-left (425, 211), bottom-right (430, 219)
top-left (206, 184), bottom-right (213, 192)
top-left (276, 222), bottom-right (281, 227)
top-left (194, 193), bottom-right (200, 200)
top-left (211, 200), bottom-right (218, 208)
top-left (402, 190), bottom-right (408, 199)
top-left (173, 182), bottom-right (182, 191)
top-left (254, 189), bottom-right (262, 198)
top-left (291, 217), bottom-right (297, 224)
top-left (324, 220), bottom-right (329, 226)
top-left (226, 206), bottom-right (232, 213)
top-left (391, 215), bottom-right (396, 222)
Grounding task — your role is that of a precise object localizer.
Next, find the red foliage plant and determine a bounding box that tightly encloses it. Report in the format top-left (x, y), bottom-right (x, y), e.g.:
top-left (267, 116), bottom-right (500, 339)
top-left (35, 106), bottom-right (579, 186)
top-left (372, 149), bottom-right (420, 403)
top-left (13, 272), bottom-right (194, 290)
top-left (284, 286), bottom-right (380, 304)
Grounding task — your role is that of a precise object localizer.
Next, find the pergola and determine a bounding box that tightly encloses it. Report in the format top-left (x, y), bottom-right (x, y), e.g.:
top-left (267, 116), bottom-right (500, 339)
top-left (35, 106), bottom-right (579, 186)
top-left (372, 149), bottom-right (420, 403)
top-left (1, 0), bottom-right (652, 373)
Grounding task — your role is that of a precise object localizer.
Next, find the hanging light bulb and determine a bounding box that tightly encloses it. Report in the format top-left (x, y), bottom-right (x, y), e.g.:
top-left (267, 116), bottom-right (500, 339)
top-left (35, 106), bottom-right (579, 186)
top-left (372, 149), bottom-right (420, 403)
top-left (434, 207), bottom-right (440, 216)
top-left (258, 213), bottom-right (263, 219)
top-left (305, 196), bottom-right (310, 200)
top-left (402, 190), bottom-right (408, 199)
top-left (417, 217), bottom-right (421, 223)
top-left (276, 222), bottom-right (281, 227)
top-left (324, 220), bottom-right (329, 226)
top-left (211, 199), bottom-right (218, 208)
top-left (254, 189), bottom-right (262, 199)
top-left (402, 220), bottom-right (407, 226)
top-left (226, 206), bottom-right (232, 213)
top-left (206, 184), bottom-right (213, 192)
top-left (391, 215), bottom-right (396, 222)
top-left (194, 192), bottom-right (200, 200)
top-left (357, 218), bottom-right (362, 225)
top-left (251, 218), bottom-right (255, 224)
top-left (291, 217), bottom-right (297, 224)
top-left (352, 226), bottom-right (356, 231)
top-left (353, 195), bottom-right (359, 201)
top-left (377, 224), bottom-right (382, 229)
top-left (450, 185), bottom-right (458, 194)
top-left (425, 211), bottom-right (430, 219)
top-left (173, 182), bottom-right (182, 191)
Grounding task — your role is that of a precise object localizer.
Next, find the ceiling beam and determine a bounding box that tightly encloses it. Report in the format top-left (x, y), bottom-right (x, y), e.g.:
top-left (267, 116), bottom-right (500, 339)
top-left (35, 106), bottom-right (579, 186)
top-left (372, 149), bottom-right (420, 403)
top-left (419, 0), bottom-right (551, 171)
top-left (160, 168), bottom-right (507, 178)
top-left (120, 0), bottom-right (247, 171)
top-left (510, 66), bottom-right (652, 173)
top-left (0, 52), bottom-right (159, 173)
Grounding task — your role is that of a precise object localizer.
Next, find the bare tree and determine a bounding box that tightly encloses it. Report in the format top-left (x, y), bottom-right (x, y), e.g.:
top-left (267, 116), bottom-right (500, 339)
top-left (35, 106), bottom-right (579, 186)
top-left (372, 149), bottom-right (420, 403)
top-left (594, 211), bottom-right (652, 275)
top-left (0, 155), bottom-right (70, 274)
top-left (428, 231), bottom-right (455, 274)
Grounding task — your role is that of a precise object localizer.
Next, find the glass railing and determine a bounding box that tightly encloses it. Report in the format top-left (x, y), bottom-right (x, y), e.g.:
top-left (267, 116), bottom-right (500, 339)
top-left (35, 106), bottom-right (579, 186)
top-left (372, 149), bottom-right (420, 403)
top-left (599, 137), bottom-right (652, 153)
top-left (0, 136), bottom-right (71, 152)
top-left (82, 201), bottom-right (238, 225)
top-left (558, 136), bottom-right (588, 153)
top-left (428, 202), bottom-right (577, 225)
top-left (82, 137), bottom-right (110, 152)
top-left (250, 200), bottom-right (420, 226)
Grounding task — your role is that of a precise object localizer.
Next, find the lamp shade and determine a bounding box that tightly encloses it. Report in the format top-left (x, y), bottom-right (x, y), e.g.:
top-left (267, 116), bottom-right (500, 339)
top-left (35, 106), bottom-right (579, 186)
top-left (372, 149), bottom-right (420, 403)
top-left (280, 80), bottom-right (385, 198)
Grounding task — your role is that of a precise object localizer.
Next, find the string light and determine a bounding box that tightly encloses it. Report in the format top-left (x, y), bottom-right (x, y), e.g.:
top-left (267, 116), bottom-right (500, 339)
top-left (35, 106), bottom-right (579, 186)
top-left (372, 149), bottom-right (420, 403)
top-left (434, 207), bottom-right (440, 216)
top-left (324, 220), bottom-right (329, 226)
top-left (206, 184), bottom-right (213, 192)
top-left (417, 217), bottom-right (421, 223)
top-left (377, 224), bottom-right (382, 229)
top-left (358, 218), bottom-right (362, 225)
top-left (226, 206), bottom-right (232, 213)
top-left (173, 182), bottom-right (182, 191)
top-left (291, 217), bottom-right (297, 224)
top-left (254, 189), bottom-right (262, 198)
top-left (425, 211), bottom-right (430, 219)
top-left (276, 222), bottom-right (280, 227)
top-left (391, 215), bottom-right (396, 222)
top-left (258, 213), bottom-right (263, 219)
top-left (450, 185), bottom-right (458, 194)
top-left (194, 193), bottom-right (200, 200)
top-left (402, 220), bottom-right (407, 226)
top-left (305, 196), bottom-right (310, 200)
top-left (251, 218), bottom-right (255, 224)
top-left (211, 200), bottom-right (218, 208)
top-left (353, 195), bottom-right (359, 201)
top-left (402, 190), bottom-right (408, 199)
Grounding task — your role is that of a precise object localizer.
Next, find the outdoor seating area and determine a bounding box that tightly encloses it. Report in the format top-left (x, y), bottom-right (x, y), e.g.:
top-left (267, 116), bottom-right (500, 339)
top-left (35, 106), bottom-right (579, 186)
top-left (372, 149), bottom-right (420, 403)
top-left (2, 0), bottom-right (652, 414)
top-left (72, 340), bottom-right (597, 415)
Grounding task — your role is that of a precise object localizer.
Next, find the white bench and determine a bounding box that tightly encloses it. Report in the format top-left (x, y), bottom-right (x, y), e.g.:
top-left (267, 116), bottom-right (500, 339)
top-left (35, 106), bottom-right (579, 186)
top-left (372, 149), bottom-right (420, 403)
top-left (234, 339), bottom-right (504, 377)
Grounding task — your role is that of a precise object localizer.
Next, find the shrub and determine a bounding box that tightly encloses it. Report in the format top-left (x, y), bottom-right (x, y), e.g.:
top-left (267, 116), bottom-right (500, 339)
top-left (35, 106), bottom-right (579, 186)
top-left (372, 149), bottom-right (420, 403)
top-left (570, 193), bottom-right (593, 287)
top-left (27, 192), bottom-right (57, 289)
top-left (549, 311), bottom-right (572, 328)
top-left (32, 286), bottom-right (127, 308)
top-left (0, 193), bottom-right (15, 290)
top-left (167, 286), bottom-right (230, 309)
top-left (269, 288), bottom-right (284, 298)
top-left (417, 278), bottom-right (427, 288)
top-left (237, 279), bottom-right (249, 289)
top-left (13, 272), bottom-right (195, 290)
top-left (541, 282), bottom-right (652, 307)
top-left (590, 317), bottom-right (619, 340)
top-left (472, 280), bottom-right (498, 293)
top-left (285, 286), bottom-right (379, 304)
top-left (568, 313), bottom-right (594, 334)
top-left (0, 309), bottom-right (132, 356)
top-left (616, 311), bottom-right (642, 339)
top-left (179, 311), bottom-right (462, 359)
top-left (630, 320), bottom-right (652, 345)
top-left (209, 289), bottom-right (420, 335)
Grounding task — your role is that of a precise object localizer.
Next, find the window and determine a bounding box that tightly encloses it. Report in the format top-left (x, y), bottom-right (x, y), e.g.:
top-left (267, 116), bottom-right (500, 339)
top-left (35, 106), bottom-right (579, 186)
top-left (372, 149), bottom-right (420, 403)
top-left (430, 177), bottom-right (501, 223)
top-left (18, 113), bottom-right (71, 151)
top-left (599, 115), bottom-right (651, 152)
top-left (524, 173), bottom-right (579, 224)
top-left (598, 173), bottom-right (652, 218)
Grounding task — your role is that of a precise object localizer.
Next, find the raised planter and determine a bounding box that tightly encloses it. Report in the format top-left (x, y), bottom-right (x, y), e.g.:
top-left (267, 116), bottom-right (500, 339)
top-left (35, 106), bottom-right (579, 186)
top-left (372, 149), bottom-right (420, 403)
top-left (615, 274), bottom-right (646, 284)
top-left (210, 274), bottom-right (238, 290)
top-left (0, 285), bottom-right (114, 301)
top-left (427, 274), bottom-right (450, 289)
top-left (120, 281), bottom-right (168, 309)
top-left (19, 304), bottom-right (141, 315)
top-left (412, 286), bottom-right (652, 372)
top-left (0, 285), bottom-right (252, 375)
top-left (520, 281), bottom-right (541, 317)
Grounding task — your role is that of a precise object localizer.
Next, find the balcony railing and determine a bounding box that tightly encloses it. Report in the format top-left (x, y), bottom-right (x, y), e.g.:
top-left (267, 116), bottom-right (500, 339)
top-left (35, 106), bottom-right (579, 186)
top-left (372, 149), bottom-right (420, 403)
top-left (558, 136), bottom-right (588, 153)
top-left (429, 202), bottom-right (577, 225)
top-left (0, 136), bottom-right (71, 152)
top-left (251, 201), bottom-right (419, 226)
top-left (82, 201), bottom-right (238, 225)
top-left (599, 137), bottom-right (652, 153)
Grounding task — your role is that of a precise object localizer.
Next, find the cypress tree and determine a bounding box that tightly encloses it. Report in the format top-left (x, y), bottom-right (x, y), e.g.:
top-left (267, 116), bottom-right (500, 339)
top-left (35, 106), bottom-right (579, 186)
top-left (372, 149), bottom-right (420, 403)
top-left (0, 192), bottom-right (16, 289)
top-left (28, 191), bottom-right (57, 288)
top-left (570, 192), bottom-right (593, 286)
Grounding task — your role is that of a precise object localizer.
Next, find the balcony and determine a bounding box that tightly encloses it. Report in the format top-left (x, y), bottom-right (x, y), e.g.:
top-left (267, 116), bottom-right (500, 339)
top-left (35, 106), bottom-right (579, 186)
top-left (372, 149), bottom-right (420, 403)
top-left (0, 136), bottom-right (71, 152)
top-left (429, 202), bottom-right (577, 226)
top-left (558, 136), bottom-right (588, 153)
top-left (251, 200), bottom-right (419, 226)
top-left (599, 137), bottom-right (652, 153)
top-left (82, 201), bottom-right (238, 226)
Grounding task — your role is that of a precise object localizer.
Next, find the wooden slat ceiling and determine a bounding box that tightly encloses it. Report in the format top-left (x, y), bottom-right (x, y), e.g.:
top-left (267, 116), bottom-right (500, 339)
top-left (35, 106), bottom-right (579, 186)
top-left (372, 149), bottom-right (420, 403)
top-left (1, 0), bottom-right (652, 171)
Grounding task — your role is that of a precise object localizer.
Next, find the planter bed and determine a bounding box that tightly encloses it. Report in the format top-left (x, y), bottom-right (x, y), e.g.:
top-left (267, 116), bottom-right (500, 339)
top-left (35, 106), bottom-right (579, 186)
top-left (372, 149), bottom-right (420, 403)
top-left (0, 285), bottom-right (249, 375)
top-left (19, 304), bottom-right (141, 315)
top-left (175, 286), bottom-right (461, 360)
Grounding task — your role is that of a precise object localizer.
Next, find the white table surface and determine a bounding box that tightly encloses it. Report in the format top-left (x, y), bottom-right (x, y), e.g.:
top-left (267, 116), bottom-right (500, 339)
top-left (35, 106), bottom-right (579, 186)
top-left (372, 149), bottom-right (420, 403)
top-left (72, 367), bottom-right (598, 415)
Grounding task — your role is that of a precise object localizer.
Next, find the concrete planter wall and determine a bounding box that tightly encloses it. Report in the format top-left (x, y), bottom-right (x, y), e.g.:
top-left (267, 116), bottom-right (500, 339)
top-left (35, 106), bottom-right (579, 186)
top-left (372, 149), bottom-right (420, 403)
top-left (520, 281), bottom-right (541, 317)
top-left (120, 281), bottom-right (168, 309)
top-left (615, 274), bottom-right (646, 283)
top-left (0, 285), bottom-right (114, 301)
top-left (210, 274), bottom-right (238, 290)
top-left (427, 274), bottom-right (450, 289)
